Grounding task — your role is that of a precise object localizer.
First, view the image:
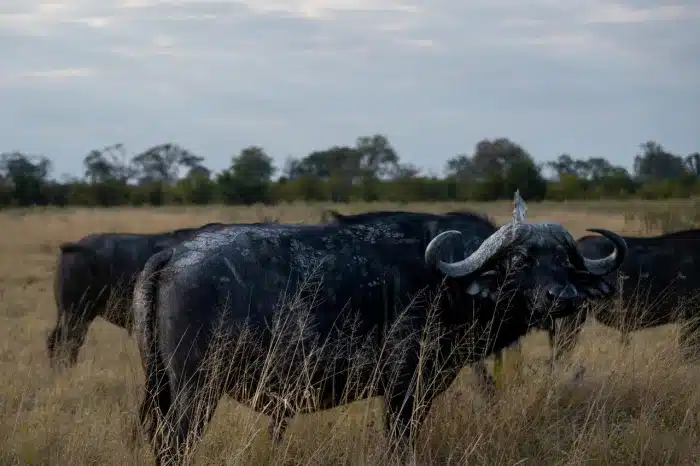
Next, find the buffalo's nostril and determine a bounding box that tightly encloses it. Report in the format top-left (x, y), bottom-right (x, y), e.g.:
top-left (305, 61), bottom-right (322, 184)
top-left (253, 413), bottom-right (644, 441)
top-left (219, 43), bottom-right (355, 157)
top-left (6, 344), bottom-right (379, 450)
top-left (548, 283), bottom-right (578, 299)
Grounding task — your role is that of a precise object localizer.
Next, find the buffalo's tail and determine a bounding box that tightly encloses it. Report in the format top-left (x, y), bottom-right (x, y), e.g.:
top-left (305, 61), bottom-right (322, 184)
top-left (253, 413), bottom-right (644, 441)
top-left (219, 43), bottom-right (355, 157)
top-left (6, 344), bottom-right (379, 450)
top-left (132, 248), bottom-right (174, 447)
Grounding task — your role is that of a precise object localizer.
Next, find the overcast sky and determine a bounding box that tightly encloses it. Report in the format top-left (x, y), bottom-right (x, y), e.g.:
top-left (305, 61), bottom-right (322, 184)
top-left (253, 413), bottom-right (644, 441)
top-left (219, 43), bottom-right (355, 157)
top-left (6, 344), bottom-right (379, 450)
top-left (1, 0), bottom-right (698, 179)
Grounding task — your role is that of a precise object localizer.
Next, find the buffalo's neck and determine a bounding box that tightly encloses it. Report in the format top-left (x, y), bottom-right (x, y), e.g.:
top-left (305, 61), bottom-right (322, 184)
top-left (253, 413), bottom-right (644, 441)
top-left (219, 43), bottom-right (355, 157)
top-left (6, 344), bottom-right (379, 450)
top-left (442, 295), bottom-right (534, 364)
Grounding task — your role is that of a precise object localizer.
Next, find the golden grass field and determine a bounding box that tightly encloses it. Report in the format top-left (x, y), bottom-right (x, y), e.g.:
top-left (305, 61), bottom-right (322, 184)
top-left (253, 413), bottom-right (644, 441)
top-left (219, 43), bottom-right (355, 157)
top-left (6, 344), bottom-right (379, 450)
top-left (1, 200), bottom-right (700, 465)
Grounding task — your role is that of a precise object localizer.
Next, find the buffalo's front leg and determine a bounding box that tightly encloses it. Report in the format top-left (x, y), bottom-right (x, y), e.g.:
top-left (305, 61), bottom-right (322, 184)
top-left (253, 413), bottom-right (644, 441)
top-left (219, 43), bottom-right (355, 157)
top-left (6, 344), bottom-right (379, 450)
top-left (383, 376), bottom-right (414, 459)
top-left (472, 362), bottom-right (497, 396)
top-left (555, 307), bottom-right (587, 361)
top-left (679, 317), bottom-right (700, 362)
top-left (620, 330), bottom-right (631, 348)
top-left (493, 342), bottom-right (524, 389)
top-left (47, 316), bottom-right (92, 369)
top-left (268, 413), bottom-right (289, 444)
top-left (383, 385), bottom-right (437, 466)
top-left (381, 360), bottom-right (434, 462)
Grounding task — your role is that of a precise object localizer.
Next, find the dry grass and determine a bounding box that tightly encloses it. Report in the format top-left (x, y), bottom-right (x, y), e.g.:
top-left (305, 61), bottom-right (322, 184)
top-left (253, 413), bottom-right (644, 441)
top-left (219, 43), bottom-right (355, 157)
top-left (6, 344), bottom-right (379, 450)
top-left (1, 200), bottom-right (700, 465)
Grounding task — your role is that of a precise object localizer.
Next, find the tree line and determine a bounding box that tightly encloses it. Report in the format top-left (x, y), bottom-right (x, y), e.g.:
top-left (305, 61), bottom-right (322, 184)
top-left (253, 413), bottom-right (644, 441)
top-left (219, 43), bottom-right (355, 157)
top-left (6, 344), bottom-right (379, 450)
top-left (1, 135), bottom-right (698, 208)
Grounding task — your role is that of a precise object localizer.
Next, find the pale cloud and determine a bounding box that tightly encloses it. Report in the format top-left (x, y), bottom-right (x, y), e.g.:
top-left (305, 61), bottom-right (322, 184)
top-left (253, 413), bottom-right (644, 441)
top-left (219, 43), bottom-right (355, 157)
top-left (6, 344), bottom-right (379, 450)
top-left (0, 0), bottom-right (698, 178)
top-left (583, 4), bottom-right (694, 24)
top-left (516, 32), bottom-right (641, 62)
top-left (68, 16), bottom-right (113, 28)
top-left (24, 67), bottom-right (95, 78)
top-left (0, 67), bottom-right (96, 87)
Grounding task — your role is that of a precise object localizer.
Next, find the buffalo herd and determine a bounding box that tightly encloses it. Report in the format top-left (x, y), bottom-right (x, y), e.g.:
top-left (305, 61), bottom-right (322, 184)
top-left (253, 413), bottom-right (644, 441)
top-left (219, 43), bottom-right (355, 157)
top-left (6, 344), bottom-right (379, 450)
top-left (45, 192), bottom-right (700, 466)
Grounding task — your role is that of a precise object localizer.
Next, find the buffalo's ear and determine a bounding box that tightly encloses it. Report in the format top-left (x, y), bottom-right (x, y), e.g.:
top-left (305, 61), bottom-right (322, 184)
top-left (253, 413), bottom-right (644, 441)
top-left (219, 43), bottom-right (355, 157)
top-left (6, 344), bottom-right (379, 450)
top-left (580, 277), bottom-right (615, 298)
top-left (153, 241), bottom-right (169, 253)
top-left (465, 270), bottom-right (502, 301)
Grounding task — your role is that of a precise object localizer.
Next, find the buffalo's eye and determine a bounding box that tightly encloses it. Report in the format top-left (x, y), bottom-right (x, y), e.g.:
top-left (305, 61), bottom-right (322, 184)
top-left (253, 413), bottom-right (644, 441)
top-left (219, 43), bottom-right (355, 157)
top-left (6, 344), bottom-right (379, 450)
top-left (558, 252), bottom-right (574, 268)
top-left (515, 254), bottom-right (534, 266)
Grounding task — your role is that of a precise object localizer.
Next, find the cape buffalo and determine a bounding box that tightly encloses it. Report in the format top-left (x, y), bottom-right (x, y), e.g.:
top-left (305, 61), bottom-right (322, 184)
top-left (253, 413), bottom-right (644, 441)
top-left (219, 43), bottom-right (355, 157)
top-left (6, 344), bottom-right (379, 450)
top-left (547, 229), bottom-right (700, 360)
top-left (322, 208), bottom-right (588, 389)
top-left (48, 222), bottom-right (232, 367)
top-left (133, 194), bottom-right (626, 465)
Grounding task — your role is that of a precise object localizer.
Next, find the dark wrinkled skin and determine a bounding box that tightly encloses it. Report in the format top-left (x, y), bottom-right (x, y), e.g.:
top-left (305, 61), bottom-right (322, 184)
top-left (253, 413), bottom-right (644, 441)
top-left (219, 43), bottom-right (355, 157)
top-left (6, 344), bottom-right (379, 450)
top-left (560, 229), bottom-right (700, 359)
top-left (47, 222), bottom-right (236, 368)
top-left (323, 210), bottom-right (589, 386)
top-left (133, 216), bottom-right (621, 466)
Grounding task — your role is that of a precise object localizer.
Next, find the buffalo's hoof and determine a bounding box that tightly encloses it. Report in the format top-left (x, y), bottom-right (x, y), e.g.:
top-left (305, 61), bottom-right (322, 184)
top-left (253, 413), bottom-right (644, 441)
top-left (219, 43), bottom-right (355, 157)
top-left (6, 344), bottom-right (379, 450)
top-left (572, 365), bottom-right (586, 382)
top-left (127, 422), bottom-right (144, 449)
top-left (483, 380), bottom-right (498, 397)
top-left (268, 418), bottom-right (288, 445)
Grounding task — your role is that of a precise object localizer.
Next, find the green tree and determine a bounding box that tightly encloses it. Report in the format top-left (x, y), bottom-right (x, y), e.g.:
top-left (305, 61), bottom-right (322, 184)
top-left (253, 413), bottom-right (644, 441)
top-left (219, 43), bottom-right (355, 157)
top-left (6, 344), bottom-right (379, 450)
top-left (445, 154), bottom-right (474, 179)
top-left (131, 143), bottom-right (204, 185)
top-left (354, 134), bottom-right (399, 201)
top-left (84, 143), bottom-right (134, 183)
top-left (219, 146), bottom-right (275, 204)
top-left (176, 166), bottom-right (217, 205)
top-left (685, 152), bottom-right (700, 177)
top-left (547, 154), bottom-right (578, 177)
top-left (472, 138), bottom-right (547, 200)
top-left (0, 152), bottom-right (52, 206)
top-left (1, 136), bottom-right (698, 207)
top-left (82, 143), bottom-right (134, 206)
top-left (633, 141), bottom-right (687, 181)
top-left (294, 146), bottom-right (359, 202)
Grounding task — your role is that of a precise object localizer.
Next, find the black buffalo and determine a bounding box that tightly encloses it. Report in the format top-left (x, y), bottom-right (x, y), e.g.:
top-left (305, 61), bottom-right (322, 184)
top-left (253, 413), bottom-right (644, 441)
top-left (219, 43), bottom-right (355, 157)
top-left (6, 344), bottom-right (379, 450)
top-left (552, 229), bottom-right (700, 359)
top-left (322, 209), bottom-right (588, 388)
top-left (48, 222), bottom-right (232, 367)
top-left (133, 210), bottom-right (626, 465)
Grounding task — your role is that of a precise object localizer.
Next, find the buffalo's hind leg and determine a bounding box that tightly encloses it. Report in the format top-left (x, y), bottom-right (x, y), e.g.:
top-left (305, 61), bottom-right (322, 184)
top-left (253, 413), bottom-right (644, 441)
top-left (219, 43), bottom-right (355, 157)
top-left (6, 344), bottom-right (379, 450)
top-left (679, 317), bottom-right (700, 362)
top-left (383, 389), bottom-right (434, 465)
top-left (268, 413), bottom-right (289, 444)
top-left (547, 326), bottom-right (558, 372)
top-left (156, 381), bottom-right (221, 466)
top-left (130, 374), bottom-right (171, 449)
top-left (46, 324), bottom-right (61, 367)
top-left (473, 361), bottom-right (497, 397)
top-left (620, 330), bottom-right (631, 348)
top-left (47, 317), bottom-right (91, 369)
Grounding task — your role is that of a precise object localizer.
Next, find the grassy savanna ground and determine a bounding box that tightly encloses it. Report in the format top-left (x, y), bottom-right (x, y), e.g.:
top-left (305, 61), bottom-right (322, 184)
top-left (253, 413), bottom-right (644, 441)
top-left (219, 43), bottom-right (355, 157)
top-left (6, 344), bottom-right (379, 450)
top-left (1, 200), bottom-right (700, 465)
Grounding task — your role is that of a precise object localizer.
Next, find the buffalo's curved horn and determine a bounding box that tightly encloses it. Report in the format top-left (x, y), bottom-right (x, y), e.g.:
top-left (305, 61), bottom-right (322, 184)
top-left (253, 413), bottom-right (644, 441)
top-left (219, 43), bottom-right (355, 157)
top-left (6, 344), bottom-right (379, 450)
top-left (576, 228), bottom-right (627, 276)
top-left (520, 224), bottom-right (627, 277)
top-left (425, 223), bottom-right (532, 277)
